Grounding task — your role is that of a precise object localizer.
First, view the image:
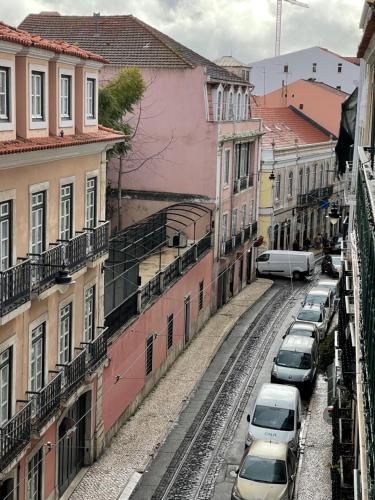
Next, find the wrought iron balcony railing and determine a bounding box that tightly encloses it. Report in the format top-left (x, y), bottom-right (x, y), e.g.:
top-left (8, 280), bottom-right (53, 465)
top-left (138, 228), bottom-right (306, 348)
top-left (196, 233), bottom-right (211, 257)
top-left (86, 221), bottom-right (110, 260)
top-left (297, 185), bottom-right (333, 207)
top-left (27, 372), bottom-right (63, 430)
top-left (240, 177), bottom-right (248, 191)
top-left (233, 180), bottom-right (239, 194)
top-left (164, 259), bottom-right (180, 288)
top-left (29, 244), bottom-right (64, 292)
top-left (0, 401), bottom-right (32, 472)
top-left (141, 274), bottom-right (161, 309)
top-left (181, 246), bottom-right (195, 270)
top-left (63, 232), bottom-right (88, 273)
top-left (57, 349), bottom-right (87, 398)
top-left (0, 259), bottom-right (31, 318)
top-left (86, 328), bottom-right (109, 370)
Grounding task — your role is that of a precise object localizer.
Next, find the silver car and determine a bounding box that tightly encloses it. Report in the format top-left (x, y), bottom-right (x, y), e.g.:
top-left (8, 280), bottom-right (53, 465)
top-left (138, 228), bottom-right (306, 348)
top-left (295, 303), bottom-right (328, 339)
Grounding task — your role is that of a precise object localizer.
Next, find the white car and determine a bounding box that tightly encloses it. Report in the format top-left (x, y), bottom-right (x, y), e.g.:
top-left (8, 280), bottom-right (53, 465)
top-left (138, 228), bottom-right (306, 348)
top-left (303, 287), bottom-right (334, 320)
top-left (296, 303), bottom-right (328, 339)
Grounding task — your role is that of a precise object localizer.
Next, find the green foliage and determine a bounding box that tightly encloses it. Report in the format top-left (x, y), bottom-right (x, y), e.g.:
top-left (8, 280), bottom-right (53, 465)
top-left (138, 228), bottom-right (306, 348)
top-left (99, 67), bottom-right (145, 157)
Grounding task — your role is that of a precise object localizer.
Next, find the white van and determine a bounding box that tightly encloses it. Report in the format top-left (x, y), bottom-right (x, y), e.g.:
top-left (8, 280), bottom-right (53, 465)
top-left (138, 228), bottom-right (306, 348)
top-left (256, 250), bottom-right (315, 280)
top-left (246, 383), bottom-right (301, 450)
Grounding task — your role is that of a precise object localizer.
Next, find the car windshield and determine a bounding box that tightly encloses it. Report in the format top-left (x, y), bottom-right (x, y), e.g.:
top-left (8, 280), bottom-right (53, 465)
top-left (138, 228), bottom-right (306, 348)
top-left (318, 283), bottom-right (336, 292)
top-left (297, 309), bottom-right (322, 322)
top-left (331, 256), bottom-right (341, 266)
top-left (306, 294), bottom-right (326, 306)
top-left (276, 350), bottom-right (312, 369)
top-left (290, 327), bottom-right (313, 337)
top-left (240, 456), bottom-right (287, 484)
top-left (252, 405), bottom-right (295, 431)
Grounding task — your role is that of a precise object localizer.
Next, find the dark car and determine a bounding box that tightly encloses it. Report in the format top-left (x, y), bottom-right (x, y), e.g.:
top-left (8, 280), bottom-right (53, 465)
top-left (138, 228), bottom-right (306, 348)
top-left (321, 254), bottom-right (341, 277)
top-left (323, 235), bottom-right (343, 254)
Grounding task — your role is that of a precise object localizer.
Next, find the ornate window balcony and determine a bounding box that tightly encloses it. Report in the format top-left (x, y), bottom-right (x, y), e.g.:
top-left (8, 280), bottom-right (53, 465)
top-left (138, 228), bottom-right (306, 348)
top-left (0, 401), bottom-right (32, 472)
top-left (0, 259), bottom-right (31, 321)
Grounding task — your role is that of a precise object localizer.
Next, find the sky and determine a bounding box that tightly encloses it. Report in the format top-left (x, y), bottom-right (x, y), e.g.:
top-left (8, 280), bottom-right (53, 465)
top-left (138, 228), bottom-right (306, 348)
top-left (0, 0), bottom-right (363, 63)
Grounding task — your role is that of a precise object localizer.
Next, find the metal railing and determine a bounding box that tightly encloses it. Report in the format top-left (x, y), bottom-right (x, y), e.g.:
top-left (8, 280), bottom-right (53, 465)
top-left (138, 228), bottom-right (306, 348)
top-left (141, 274), bottom-right (161, 309)
top-left (0, 401), bottom-right (32, 471)
top-left (344, 161), bottom-right (356, 204)
top-left (28, 372), bottom-right (62, 429)
top-left (197, 233), bottom-right (211, 257)
top-left (86, 328), bottom-right (108, 370)
top-left (164, 259), bottom-right (180, 288)
top-left (224, 239), bottom-right (233, 254)
top-left (232, 180), bottom-right (239, 194)
top-left (251, 221), bottom-right (258, 235)
top-left (240, 177), bottom-right (248, 191)
top-left (64, 232), bottom-right (88, 273)
top-left (0, 260), bottom-right (31, 317)
top-left (86, 221), bottom-right (110, 260)
top-left (29, 244), bottom-right (64, 292)
top-left (297, 186), bottom-right (333, 206)
top-left (181, 246), bottom-right (195, 270)
top-left (58, 349), bottom-right (87, 398)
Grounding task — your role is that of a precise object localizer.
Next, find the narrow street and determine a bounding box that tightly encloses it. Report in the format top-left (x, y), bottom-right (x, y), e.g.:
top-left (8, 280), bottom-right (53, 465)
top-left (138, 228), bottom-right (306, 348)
top-left (129, 265), bottom-right (331, 500)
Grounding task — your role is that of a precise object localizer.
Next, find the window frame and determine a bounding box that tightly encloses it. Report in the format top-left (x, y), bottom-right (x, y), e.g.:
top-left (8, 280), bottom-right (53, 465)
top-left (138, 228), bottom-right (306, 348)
top-left (216, 86), bottom-right (223, 122)
top-left (84, 284), bottom-right (96, 342)
top-left (0, 66), bottom-right (10, 123)
top-left (145, 335), bottom-right (153, 376)
top-left (85, 176), bottom-right (98, 229)
top-left (59, 68), bottom-right (74, 128)
top-left (288, 171), bottom-right (293, 197)
top-left (29, 65), bottom-right (48, 129)
top-left (27, 447), bottom-right (43, 500)
top-left (199, 281), bottom-right (204, 310)
top-left (0, 200), bottom-right (12, 271)
top-left (236, 91), bottom-right (242, 120)
top-left (232, 208), bottom-right (238, 236)
top-left (275, 174), bottom-right (281, 201)
top-left (167, 314), bottom-right (174, 351)
top-left (241, 204), bottom-right (247, 229)
top-left (85, 73), bottom-right (98, 125)
top-left (222, 213), bottom-right (228, 242)
top-left (338, 63), bottom-right (342, 73)
top-left (58, 301), bottom-right (73, 364)
top-left (0, 346), bottom-right (12, 426)
top-left (223, 149), bottom-right (230, 186)
top-left (312, 62), bottom-right (317, 73)
top-left (30, 190), bottom-right (46, 255)
top-left (29, 321), bottom-right (46, 393)
top-left (59, 183), bottom-right (73, 241)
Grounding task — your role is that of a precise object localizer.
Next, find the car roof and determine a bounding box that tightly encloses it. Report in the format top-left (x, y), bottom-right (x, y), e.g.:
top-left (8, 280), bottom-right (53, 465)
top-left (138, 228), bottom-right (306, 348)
top-left (281, 335), bottom-right (315, 351)
top-left (318, 279), bottom-right (338, 286)
top-left (299, 303), bottom-right (322, 311)
top-left (307, 288), bottom-right (330, 296)
top-left (247, 440), bottom-right (288, 461)
top-left (290, 321), bottom-right (316, 331)
top-left (256, 383), bottom-right (299, 406)
top-left (261, 250), bottom-right (313, 256)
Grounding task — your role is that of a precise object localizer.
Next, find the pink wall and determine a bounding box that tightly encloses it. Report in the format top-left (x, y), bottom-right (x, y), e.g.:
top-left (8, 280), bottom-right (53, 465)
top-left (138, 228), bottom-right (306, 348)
top-left (102, 252), bottom-right (213, 431)
top-left (263, 80), bottom-right (347, 137)
top-left (103, 66), bottom-right (218, 200)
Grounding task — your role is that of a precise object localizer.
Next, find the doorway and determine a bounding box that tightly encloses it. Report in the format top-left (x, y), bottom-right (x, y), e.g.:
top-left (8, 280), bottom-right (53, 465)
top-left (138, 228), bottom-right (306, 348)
top-left (247, 249), bottom-right (252, 283)
top-left (184, 296), bottom-right (191, 344)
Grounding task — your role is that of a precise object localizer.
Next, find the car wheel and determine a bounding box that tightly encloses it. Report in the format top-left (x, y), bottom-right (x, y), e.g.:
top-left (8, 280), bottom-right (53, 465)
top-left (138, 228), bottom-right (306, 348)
top-left (292, 271), bottom-right (301, 280)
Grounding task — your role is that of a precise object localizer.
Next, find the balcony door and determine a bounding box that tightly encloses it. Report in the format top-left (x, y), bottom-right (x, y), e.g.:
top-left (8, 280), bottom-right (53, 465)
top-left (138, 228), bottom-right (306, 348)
top-left (0, 347), bottom-right (12, 426)
top-left (30, 323), bottom-right (45, 393)
top-left (59, 303), bottom-right (72, 364)
top-left (0, 201), bottom-right (11, 271)
top-left (85, 178), bottom-right (97, 254)
top-left (31, 192), bottom-right (46, 255)
top-left (184, 296), bottom-right (190, 345)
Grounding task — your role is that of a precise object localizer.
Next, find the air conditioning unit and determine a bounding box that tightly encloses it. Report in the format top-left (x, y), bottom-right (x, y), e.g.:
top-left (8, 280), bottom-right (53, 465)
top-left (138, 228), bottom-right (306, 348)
top-left (167, 232), bottom-right (187, 248)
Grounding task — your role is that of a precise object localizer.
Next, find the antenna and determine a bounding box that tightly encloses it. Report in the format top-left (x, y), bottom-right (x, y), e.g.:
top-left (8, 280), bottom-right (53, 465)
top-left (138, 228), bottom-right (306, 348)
top-left (275, 0), bottom-right (309, 57)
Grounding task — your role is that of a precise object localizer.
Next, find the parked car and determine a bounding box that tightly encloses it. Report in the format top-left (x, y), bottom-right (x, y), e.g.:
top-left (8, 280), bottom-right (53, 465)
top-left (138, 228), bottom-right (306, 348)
top-left (317, 278), bottom-right (339, 297)
top-left (256, 250), bottom-right (315, 280)
top-left (295, 303), bottom-right (328, 339)
top-left (303, 287), bottom-right (334, 321)
top-left (271, 336), bottom-right (319, 389)
top-left (321, 254), bottom-right (342, 277)
top-left (323, 234), bottom-right (343, 254)
top-left (284, 321), bottom-right (319, 342)
top-left (232, 440), bottom-right (297, 500)
top-left (245, 383), bottom-right (301, 451)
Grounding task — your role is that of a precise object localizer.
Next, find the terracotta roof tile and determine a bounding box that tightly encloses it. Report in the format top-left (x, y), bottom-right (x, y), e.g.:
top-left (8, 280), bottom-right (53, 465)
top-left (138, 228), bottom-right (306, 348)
top-left (0, 21), bottom-right (107, 63)
top-left (252, 106), bottom-right (330, 148)
top-left (0, 126), bottom-right (123, 156)
top-left (19, 14), bottom-right (247, 84)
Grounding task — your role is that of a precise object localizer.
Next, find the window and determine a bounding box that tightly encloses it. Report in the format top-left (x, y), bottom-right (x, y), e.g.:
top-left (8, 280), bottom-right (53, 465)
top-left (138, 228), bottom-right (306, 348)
top-left (146, 335), bottom-right (153, 375)
top-left (31, 192), bottom-right (46, 255)
top-left (60, 184), bottom-right (73, 240)
top-left (312, 164), bottom-right (317, 189)
top-left (232, 209), bottom-right (238, 236)
top-left (85, 177), bottom-right (97, 229)
top-left (199, 281), bottom-right (204, 310)
top-left (236, 92), bottom-right (242, 120)
top-left (305, 168), bottom-right (310, 192)
top-left (336, 86), bottom-right (341, 90)
top-left (59, 303), bottom-right (72, 364)
top-left (0, 67), bottom-right (10, 121)
top-left (312, 63), bottom-right (317, 73)
top-left (257, 253), bottom-right (270, 262)
top-left (167, 314), bottom-right (173, 350)
top-left (326, 161), bottom-right (330, 185)
top-left (242, 69), bottom-right (250, 81)
top-left (235, 143), bottom-right (250, 179)
top-left (30, 323), bottom-right (45, 392)
top-left (0, 201), bottom-right (11, 271)
top-left (288, 171), bottom-right (293, 197)
top-left (0, 347), bottom-right (11, 426)
top-left (299, 103), bottom-right (304, 110)
top-left (222, 213), bottom-right (228, 241)
top-left (86, 78), bottom-right (96, 119)
top-left (223, 150), bottom-right (230, 185)
top-left (216, 89), bottom-right (222, 121)
top-left (228, 91), bottom-right (234, 120)
top-left (275, 174), bottom-right (281, 200)
top-left (283, 65), bottom-right (289, 73)
top-left (60, 74), bottom-right (72, 120)
top-left (241, 204), bottom-right (247, 228)
top-left (299, 169), bottom-right (303, 194)
top-left (27, 448), bottom-right (43, 500)
top-left (31, 71), bottom-right (44, 120)
top-left (319, 164), bottom-right (324, 187)
top-left (249, 201), bottom-right (254, 225)
top-left (84, 285), bottom-right (96, 342)
top-left (338, 63), bottom-right (342, 73)
top-left (243, 93), bottom-right (249, 120)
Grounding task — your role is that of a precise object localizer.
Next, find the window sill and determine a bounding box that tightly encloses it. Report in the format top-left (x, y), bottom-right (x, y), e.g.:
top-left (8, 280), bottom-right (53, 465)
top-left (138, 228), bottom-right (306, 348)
top-left (59, 117), bottom-right (74, 129)
top-left (30, 119), bottom-right (48, 130)
top-left (0, 121), bottom-right (14, 132)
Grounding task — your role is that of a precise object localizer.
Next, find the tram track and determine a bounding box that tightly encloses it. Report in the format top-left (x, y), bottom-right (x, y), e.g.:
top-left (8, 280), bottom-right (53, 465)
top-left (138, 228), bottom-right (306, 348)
top-left (150, 275), bottom-right (317, 500)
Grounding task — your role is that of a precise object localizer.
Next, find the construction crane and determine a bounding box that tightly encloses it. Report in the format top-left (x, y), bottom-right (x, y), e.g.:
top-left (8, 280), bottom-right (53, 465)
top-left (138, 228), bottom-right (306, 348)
top-left (275, 0), bottom-right (309, 57)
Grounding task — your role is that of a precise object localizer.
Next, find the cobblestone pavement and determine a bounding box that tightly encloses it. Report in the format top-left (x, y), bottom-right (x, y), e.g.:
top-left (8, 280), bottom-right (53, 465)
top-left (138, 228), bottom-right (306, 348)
top-left (69, 278), bottom-right (273, 500)
top-left (296, 374), bottom-right (332, 500)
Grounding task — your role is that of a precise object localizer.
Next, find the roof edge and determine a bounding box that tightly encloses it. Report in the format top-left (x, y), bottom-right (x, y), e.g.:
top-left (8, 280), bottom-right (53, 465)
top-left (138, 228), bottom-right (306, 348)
top-left (288, 105), bottom-right (336, 140)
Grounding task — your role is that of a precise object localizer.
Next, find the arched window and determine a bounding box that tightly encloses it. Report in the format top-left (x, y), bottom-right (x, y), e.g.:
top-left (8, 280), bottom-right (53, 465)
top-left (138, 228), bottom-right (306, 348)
top-left (228, 91), bottom-right (234, 120)
top-left (243, 93), bottom-right (249, 120)
top-left (217, 89), bottom-right (222, 121)
top-left (236, 92), bottom-right (242, 120)
top-left (319, 164), bottom-right (324, 187)
top-left (326, 161), bottom-right (330, 185)
top-left (312, 164), bottom-right (317, 189)
top-left (275, 174), bottom-right (281, 200)
top-left (299, 169), bottom-right (303, 194)
top-left (306, 167), bottom-right (310, 193)
top-left (288, 171), bottom-right (293, 197)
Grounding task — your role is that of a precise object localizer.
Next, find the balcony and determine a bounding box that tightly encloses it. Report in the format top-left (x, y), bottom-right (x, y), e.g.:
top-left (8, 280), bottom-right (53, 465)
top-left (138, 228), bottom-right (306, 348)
top-left (86, 221), bottom-right (110, 261)
top-left (86, 328), bottom-right (109, 370)
top-left (233, 177), bottom-right (250, 194)
top-left (232, 180), bottom-right (239, 194)
top-left (29, 244), bottom-right (64, 292)
top-left (0, 260), bottom-right (31, 320)
top-left (57, 349), bottom-right (87, 398)
top-left (222, 224), bottom-right (256, 256)
top-left (28, 372), bottom-right (63, 430)
top-left (297, 186), bottom-right (333, 207)
top-left (63, 232), bottom-right (88, 274)
top-left (343, 161), bottom-right (356, 205)
top-left (0, 401), bottom-right (32, 472)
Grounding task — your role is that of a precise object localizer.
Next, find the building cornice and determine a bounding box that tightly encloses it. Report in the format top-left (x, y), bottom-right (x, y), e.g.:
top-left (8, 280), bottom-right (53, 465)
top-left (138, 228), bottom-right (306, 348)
top-left (18, 46), bottom-right (54, 61)
top-left (0, 41), bottom-right (23, 55)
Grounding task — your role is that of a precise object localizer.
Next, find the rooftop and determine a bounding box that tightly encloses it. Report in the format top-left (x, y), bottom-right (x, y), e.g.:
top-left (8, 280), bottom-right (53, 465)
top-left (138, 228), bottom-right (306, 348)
top-left (0, 21), bottom-right (107, 63)
top-left (213, 55), bottom-right (248, 68)
top-left (20, 13), bottom-right (247, 84)
top-left (0, 126), bottom-right (123, 155)
top-left (252, 106), bottom-right (330, 148)
top-left (301, 79), bottom-right (349, 97)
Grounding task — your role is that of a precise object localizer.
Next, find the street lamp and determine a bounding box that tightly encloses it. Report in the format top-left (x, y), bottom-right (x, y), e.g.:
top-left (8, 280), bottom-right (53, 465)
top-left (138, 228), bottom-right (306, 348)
top-left (327, 202), bottom-right (341, 225)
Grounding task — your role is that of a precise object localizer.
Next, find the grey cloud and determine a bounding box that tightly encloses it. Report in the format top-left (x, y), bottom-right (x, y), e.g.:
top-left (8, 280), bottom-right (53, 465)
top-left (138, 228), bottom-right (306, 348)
top-left (3, 0), bottom-right (363, 62)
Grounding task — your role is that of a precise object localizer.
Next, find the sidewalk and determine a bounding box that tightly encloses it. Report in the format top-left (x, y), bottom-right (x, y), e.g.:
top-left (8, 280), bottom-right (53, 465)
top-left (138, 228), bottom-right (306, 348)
top-left (69, 278), bottom-right (273, 500)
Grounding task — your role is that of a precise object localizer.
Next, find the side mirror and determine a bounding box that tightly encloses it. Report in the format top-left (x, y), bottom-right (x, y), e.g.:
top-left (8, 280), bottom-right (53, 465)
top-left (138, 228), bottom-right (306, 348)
top-left (282, 334), bottom-right (286, 339)
top-left (236, 467), bottom-right (240, 474)
top-left (290, 473), bottom-right (296, 481)
top-left (273, 357), bottom-right (276, 362)
top-left (246, 414), bottom-right (250, 422)
top-left (297, 421), bottom-right (301, 430)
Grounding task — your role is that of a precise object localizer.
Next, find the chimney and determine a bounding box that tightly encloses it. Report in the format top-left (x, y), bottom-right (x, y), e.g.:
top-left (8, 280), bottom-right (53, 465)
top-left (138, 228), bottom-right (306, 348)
top-left (93, 12), bottom-right (100, 36)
